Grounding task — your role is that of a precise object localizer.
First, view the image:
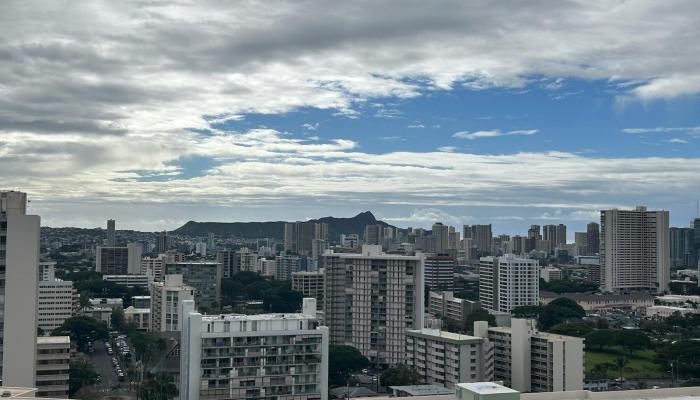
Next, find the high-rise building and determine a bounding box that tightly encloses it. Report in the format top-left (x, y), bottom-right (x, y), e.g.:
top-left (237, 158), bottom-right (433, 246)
top-left (38, 261), bottom-right (56, 282)
top-left (586, 222), bottom-right (600, 255)
top-left (427, 291), bottom-right (481, 327)
top-left (180, 298), bottom-right (329, 400)
top-left (424, 255), bottom-right (455, 291)
top-left (95, 243), bottom-right (142, 275)
top-left (0, 191), bottom-right (39, 387)
top-left (216, 250), bottom-right (240, 278)
top-left (150, 274), bottom-right (195, 332)
top-left (35, 336), bottom-right (70, 398)
top-left (141, 255), bottom-right (165, 282)
top-left (479, 255), bottom-right (539, 313)
top-left (292, 269), bottom-right (324, 306)
top-left (432, 222), bottom-right (450, 253)
top-left (574, 232), bottom-right (588, 255)
top-left (274, 254), bottom-right (301, 280)
top-left (463, 225), bottom-right (493, 256)
top-left (284, 222), bottom-right (325, 255)
top-left (237, 247), bottom-right (258, 273)
top-left (528, 225), bottom-right (541, 240)
top-left (670, 227), bottom-right (696, 268)
top-left (164, 262), bottom-right (223, 311)
top-left (405, 328), bottom-right (493, 388)
top-left (340, 234), bottom-right (359, 249)
top-left (542, 225), bottom-right (557, 253)
top-left (363, 224), bottom-right (384, 246)
top-left (106, 219), bottom-right (116, 247)
top-left (474, 319), bottom-right (584, 393)
top-left (155, 230), bottom-right (170, 254)
top-left (37, 280), bottom-right (76, 333)
top-left (556, 224), bottom-right (567, 247)
top-left (600, 206), bottom-right (670, 293)
top-left (322, 245), bottom-right (424, 366)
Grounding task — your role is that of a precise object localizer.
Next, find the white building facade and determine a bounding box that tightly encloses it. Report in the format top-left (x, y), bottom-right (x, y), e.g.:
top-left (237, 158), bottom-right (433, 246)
top-left (180, 298), bottom-right (328, 400)
top-left (150, 274), bottom-right (195, 332)
top-left (405, 328), bottom-right (494, 389)
top-left (479, 255), bottom-right (539, 313)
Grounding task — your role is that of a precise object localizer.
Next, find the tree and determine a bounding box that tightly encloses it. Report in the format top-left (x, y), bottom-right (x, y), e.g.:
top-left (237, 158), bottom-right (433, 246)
top-left (540, 279), bottom-right (598, 294)
top-left (53, 316), bottom-right (108, 352)
top-left (111, 308), bottom-right (127, 332)
top-left (584, 329), bottom-right (614, 351)
top-left (329, 345), bottom-right (370, 386)
top-left (380, 365), bottom-right (421, 386)
top-left (548, 322), bottom-right (592, 337)
top-left (464, 309), bottom-right (496, 333)
top-left (615, 329), bottom-right (650, 354)
top-left (140, 373), bottom-right (178, 400)
top-left (539, 297), bottom-right (585, 330)
top-left (511, 305), bottom-right (544, 319)
top-left (69, 360), bottom-right (99, 396)
top-left (130, 330), bottom-right (167, 369)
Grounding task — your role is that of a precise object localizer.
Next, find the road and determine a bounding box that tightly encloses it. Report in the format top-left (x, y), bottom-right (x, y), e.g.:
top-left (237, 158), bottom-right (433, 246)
top-left (89, 340), bottom-right (135, 398)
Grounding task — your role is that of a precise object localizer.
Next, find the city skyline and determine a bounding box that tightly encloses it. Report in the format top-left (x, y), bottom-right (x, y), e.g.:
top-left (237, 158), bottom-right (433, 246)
top-left (3, 2), bottom-right (700, 234)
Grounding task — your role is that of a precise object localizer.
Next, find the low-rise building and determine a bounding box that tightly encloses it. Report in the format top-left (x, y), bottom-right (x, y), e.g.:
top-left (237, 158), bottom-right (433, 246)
top-left (540, 292), bottom-right (654, 311)
top-left (124, 306), bottom-right (151, 330)
top-left (36, 336), bottom-right (70, 398)
top-left (180, 298), bottom-right (328, 400)
top-left (405, 328), bottom-right (493, 389)
top-left (132, 295), bottom-right (151, 309)
top-left (646, 305), bottom-right (698, 318)
top-left (540, 267), bottom-right (562, 283)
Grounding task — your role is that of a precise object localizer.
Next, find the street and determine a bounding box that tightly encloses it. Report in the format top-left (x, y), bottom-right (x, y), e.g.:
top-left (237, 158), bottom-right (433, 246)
top-left (89, 341), bottom-right (135, 398)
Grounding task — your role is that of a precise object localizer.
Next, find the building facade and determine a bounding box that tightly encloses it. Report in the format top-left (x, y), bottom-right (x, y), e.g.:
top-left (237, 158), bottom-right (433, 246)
top-left (427, 291), bottom-right (480, 327)
top-left (600, 206), bottom-right (670, 293)
top-left (150, 274), bottom-right (195, 332)
top-left (164, 262), bottom-right (222, 311)
top-left (38, 280), bottom-right (76, 333)
top-left (479, 255), bottom-right (539, 313)
top-left (322, 245), bottom-right (424, 366)
top-left (217, 250), bottom-right (240, 279)
top-left (95, 243), bottom-right (142, 275)
top-left (180, 298), bottom-right (328, 400)
top-left (424, 256), bottom-right (455, 291)
top-left (35, 336), bottom-right (70, 398)
top-left (103, 274), bottom-right (150, 288)
top-left (0, 191), bottom-right (39, 387)
top-left (291, 269), bottom-right (324, 305)
top-left (405, 328), bottom-right (493, 389)
top-left (475, 319), bottom-right (584, 393)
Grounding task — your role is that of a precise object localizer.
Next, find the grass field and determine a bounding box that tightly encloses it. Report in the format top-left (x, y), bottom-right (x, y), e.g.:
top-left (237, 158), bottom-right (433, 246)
top-left (585, 347), bottom-right (670, 379)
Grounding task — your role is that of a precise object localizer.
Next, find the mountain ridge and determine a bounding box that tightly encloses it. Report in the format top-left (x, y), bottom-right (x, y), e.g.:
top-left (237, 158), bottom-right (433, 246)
top-left (172, 211), bottom-right (395, 240)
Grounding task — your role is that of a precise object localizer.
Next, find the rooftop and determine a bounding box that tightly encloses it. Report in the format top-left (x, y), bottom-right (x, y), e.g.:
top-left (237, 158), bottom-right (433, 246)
top-left (540, 291), bottom-right (655, 301)
top-left (389, 385), bottom-right (454, 396)
top-left (37, 336), bottom-right (70, 345)
top-left (201, 312), bottom-right (314, 322)
top-left (459, 382), bottom-right (519, 395)
top-left (407, 328), bottom-right (483, 343)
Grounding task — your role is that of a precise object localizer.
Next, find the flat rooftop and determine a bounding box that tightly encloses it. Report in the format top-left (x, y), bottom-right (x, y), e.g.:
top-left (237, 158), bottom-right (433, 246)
top-left (201, 312), bottom-right (313, 322)
top-left (459, 382), bottom-right (519, 395)
top-left (37, 336), bottom-right (70, 345)
top-left (389, 385), bottom-right (454, 396)
top-left (407, 328), bottom-right (483, 343)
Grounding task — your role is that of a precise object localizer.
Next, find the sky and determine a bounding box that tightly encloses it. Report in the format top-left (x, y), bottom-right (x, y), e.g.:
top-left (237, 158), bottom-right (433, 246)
top-left (1, 0), bottom-right (700, 238)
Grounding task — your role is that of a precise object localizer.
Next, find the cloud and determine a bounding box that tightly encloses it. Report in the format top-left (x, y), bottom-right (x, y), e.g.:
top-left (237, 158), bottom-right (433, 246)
top-left (408, 124), bottom-right (425, 128)
top-left (453, 129), bottom-right (538, 140)
top-left (666, 138), bottom-right (689, 144)
top-left (379, 136), bottom-right (405, 141)
top-left (383, 208), bottom-right (472, 226)
top-left (302, 123), bottom-right (319, 131)
top-left (622, 126), bottom-right (700, 134)
top-left (437, 146), bottom-right (457, 152)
